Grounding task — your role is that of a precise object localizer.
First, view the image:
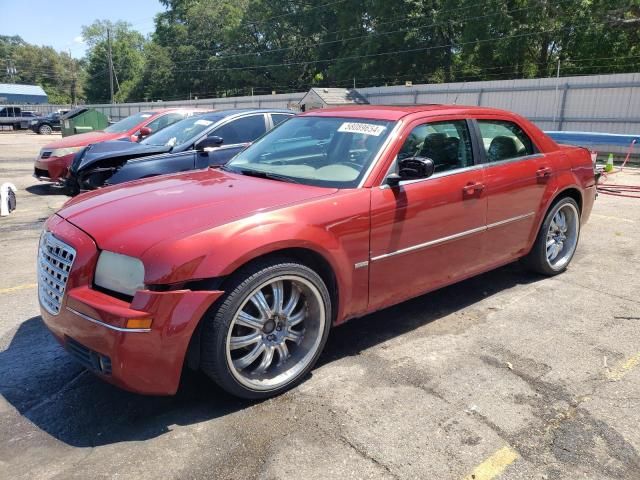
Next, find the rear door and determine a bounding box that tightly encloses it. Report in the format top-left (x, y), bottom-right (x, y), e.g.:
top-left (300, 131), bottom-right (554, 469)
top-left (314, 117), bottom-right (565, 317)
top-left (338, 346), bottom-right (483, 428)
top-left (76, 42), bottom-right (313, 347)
top-left (206, 114), bottom-right (268, 166)
top-left (474, 117), bottom-right (558, 264)
top-left (368, 117), bottom-right (487, 310)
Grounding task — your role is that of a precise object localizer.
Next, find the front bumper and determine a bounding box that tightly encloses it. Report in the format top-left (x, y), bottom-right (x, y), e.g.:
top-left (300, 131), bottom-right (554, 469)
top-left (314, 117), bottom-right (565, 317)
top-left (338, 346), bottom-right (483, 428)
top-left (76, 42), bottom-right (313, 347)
top-left (40, 216), bottom-right (224, 395)
top-left (34, 153), bottom-right (74, 182)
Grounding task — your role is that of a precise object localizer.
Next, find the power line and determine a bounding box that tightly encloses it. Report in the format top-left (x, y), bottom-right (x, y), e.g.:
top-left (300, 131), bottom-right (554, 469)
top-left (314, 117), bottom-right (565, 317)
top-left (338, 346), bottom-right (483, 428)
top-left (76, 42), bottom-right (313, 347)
top-left (168, 2), bottom-right (554, 67)
top-left (165, 21), bottom-right (615, 75)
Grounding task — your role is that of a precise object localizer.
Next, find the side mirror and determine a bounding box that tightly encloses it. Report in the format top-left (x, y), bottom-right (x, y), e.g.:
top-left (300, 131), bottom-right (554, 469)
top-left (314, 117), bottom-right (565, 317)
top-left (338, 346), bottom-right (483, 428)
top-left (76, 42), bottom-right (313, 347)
top-left (386, 156), bottom-right (435, 187)
top-left (138, 126), bottom-right (152, 138)
top-left (195, 136), bottom-right (224, 152)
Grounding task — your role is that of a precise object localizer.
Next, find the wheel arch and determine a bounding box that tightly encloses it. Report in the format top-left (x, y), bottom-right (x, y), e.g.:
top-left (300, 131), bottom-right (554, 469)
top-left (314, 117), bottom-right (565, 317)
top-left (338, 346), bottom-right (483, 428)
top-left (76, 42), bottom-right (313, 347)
top-left (551, 186), bottom-right (582, 213)
top-left (184, 245), bottom-right (340, 372)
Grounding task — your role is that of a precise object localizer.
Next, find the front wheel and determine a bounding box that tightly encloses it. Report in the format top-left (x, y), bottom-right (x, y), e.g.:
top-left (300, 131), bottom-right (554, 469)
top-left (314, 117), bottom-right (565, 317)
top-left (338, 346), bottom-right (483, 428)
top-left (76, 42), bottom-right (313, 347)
top-left (200, 258), bottom-right (332, 399)
top-left (523, 197), bottom-right (580, 276)
top-left (39, 124), bottom-right (53, 135)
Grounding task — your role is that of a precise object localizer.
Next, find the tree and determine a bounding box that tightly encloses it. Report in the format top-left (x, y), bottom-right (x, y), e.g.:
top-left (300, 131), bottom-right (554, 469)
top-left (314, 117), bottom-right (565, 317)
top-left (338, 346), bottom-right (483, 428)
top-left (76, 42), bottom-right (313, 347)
top-left (82, 20), bottom-right (146, 103)
top-left (0, 35), bottom-right (82, 104)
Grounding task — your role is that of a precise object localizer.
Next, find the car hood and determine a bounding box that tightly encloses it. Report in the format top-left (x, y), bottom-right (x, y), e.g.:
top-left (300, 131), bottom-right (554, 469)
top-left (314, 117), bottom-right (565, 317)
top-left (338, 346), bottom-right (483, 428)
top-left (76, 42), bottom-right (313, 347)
top-left (57, 168), bottom-right (337, 258)
top-left (43, 131), bottom-right (125, 149)
top-left (73, 141), bottom-right (172, 171)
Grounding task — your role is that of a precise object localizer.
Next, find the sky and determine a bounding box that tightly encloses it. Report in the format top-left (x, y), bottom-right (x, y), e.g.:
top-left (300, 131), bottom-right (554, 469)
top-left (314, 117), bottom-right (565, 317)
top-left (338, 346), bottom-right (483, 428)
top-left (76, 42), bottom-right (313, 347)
top-left (0, 0), bottom-right (166, 58)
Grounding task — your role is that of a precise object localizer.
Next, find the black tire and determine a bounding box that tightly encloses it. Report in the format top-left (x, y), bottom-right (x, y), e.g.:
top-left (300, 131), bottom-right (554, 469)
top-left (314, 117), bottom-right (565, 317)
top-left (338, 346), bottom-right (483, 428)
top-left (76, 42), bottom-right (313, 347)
top-left (39, 124), bottom-right (53, 135)
top-left (200, 257), bottom-right (332, 399)
top-left (523, 196), bottom-right (580, 276)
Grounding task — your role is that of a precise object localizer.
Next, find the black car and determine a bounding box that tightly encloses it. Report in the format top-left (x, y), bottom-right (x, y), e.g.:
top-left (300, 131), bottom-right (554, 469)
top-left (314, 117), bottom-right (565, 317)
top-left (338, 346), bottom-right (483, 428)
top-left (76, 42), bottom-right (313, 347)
top-left (30, 112), bottom-right (64, 134)
top-left (66, 108), bottom-right (293, 194)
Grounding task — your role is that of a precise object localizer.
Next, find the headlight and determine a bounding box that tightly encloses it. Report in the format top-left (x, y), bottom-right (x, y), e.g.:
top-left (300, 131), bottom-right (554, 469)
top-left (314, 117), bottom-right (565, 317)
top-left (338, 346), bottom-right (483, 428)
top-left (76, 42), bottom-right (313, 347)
top-left (50, 146), bottom-right (83, 158)
top-left (31, 120), bottom-right (38, 125)
top-left (94, 251), bottom-right (145, 297)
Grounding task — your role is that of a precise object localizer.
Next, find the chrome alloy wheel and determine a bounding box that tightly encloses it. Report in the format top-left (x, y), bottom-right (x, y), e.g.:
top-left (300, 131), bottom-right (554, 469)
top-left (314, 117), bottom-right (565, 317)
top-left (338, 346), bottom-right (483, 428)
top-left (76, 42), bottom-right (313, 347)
top-left (225, 275), bottom-right (325, 391)
top-left (545, 203), bottom-right (579, 270)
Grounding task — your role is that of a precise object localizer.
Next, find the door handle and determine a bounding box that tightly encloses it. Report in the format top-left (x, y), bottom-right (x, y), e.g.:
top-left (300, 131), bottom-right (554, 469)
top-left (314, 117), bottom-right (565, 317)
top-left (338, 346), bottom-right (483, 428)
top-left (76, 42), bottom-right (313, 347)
top-left (462, 182), bottom-right (485, 196)
top-left (536, 166), bottom-right (553, 178)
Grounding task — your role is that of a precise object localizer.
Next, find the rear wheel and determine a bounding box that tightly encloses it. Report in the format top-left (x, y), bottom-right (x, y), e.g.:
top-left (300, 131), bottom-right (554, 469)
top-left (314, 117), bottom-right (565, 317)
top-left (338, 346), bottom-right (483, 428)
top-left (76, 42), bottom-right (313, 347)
top-left (523, 197), bottom-right (580, 275)
top-left (200, 258), bottom-right (331, 399)
top-left (38, 124), bottom-right (53, 135)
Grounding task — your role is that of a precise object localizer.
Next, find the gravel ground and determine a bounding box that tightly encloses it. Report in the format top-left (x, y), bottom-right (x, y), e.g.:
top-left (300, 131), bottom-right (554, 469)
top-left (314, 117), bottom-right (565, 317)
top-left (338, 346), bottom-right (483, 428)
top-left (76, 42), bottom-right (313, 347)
top-left (1, 131), bottom-right (639, 480)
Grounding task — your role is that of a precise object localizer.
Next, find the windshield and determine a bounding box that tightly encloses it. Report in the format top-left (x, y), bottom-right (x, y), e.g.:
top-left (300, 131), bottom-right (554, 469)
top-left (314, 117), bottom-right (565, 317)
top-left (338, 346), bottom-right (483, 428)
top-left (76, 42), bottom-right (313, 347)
top-left (104, 111), bottom-right (155, 133)
top-left (226, 116), bottom-right (395, 188)
top-left (140, 114), bottom-right (224, 147)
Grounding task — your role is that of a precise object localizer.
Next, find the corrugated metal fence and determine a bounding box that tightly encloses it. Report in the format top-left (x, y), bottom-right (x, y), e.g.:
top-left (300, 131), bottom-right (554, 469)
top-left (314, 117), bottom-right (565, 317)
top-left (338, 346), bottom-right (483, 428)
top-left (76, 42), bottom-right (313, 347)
top-left (21, 72), bottom-right (640, 135)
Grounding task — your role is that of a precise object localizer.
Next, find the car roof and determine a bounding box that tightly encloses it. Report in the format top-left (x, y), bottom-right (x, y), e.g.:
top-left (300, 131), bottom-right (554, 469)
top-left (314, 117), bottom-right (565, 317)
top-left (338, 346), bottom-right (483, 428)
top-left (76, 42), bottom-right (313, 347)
top-left (300, 104), bottom-right (517, 121)
top-left (138, 108), bottom-right (210, 115)
top-left (192, 108), bottom-right (294, 121)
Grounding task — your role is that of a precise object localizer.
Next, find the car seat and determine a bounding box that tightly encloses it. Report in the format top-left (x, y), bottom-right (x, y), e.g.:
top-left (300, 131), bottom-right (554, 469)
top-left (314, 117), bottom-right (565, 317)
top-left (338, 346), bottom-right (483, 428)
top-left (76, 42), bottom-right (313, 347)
top-left (487, 136), bottom-right (518, 162)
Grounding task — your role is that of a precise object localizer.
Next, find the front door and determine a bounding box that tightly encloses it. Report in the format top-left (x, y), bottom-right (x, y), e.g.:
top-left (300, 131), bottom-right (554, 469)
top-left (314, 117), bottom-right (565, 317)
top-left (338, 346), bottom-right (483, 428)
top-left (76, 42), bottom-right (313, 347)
top-left (368, 118), bottom-right (487, 310)
top-left (206, 114), bottom-right (268, 167)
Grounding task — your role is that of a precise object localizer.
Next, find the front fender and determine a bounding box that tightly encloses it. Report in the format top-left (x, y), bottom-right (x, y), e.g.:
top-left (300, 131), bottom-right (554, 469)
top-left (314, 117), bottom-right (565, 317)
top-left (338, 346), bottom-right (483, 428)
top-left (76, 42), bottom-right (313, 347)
top-left (143, 189), bottom-right (372, 323)
top-left (108, 151), bottom-right (198, 186)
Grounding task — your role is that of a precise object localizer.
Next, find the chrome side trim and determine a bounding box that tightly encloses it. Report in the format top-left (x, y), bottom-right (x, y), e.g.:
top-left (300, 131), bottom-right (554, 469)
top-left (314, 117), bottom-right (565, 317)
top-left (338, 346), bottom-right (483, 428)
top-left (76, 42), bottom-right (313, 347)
top-left (66, 307), bottom-right (151, 333)
top-left (381, 162), bottom-right (485, 189)
top-left (487, 211), bottom-right (535, 229)
top-left (354, 260), bottom-right (369, 269)
top-left (370, 211), bottom-right (535, 262)
top-left (371, 225), bottom-right (486, 262)
top-left (379, 153), bottom-right (546, 189)
top-left (483, 153), bottom-right (544, 167)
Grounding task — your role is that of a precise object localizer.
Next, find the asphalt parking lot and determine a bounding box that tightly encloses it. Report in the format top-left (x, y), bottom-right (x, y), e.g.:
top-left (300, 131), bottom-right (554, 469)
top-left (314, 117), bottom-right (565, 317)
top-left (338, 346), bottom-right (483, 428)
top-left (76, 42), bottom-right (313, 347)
top-left (1, 130), bottom-right (639, 480)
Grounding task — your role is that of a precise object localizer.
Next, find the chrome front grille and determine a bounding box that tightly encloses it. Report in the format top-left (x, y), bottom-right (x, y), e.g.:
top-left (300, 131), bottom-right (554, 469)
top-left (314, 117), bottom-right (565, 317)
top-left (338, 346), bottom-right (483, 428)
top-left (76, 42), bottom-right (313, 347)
top-left (38, 232), bottom-right (76, 315)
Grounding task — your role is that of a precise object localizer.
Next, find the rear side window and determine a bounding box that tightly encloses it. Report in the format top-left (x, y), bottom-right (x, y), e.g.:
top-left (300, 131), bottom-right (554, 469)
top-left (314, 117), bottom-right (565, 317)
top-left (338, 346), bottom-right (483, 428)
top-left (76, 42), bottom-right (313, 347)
top-left (477, 120), bottom-right (535, 162)
top-left (213, 115), bottom-right (267, 145)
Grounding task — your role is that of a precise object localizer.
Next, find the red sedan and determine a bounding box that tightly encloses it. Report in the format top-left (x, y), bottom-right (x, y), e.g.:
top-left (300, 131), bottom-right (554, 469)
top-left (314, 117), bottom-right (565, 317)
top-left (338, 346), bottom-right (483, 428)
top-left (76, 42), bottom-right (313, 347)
top-left (38, 105), bottom-right (596, 398)
top-left (33, 109), bottom-right (203, 183)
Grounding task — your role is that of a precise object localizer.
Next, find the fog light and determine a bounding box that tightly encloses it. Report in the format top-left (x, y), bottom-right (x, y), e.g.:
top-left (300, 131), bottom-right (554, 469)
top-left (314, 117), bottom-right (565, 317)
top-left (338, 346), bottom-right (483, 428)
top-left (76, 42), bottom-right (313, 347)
top-left (126, 318), bottom-right (153, 329)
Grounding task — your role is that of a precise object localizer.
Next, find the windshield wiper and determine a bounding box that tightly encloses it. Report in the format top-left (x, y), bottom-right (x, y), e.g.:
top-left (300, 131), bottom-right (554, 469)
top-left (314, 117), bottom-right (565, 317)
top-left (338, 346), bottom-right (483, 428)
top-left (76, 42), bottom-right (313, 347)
top-left (227, 167), bottom-right (300, 184)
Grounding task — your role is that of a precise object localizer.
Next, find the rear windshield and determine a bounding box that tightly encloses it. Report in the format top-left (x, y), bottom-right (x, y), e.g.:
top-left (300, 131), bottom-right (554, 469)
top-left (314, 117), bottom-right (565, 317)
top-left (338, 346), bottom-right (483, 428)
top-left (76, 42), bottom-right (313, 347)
top-left (104, 111), bottom-right (155, 133)
top-left (141, 114), bottom-right (224, 147)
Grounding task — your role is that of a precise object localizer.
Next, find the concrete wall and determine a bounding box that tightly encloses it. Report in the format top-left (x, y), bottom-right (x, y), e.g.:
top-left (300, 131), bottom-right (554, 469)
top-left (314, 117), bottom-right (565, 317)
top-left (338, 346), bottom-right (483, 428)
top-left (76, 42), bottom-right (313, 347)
top-left (19, 72), bottom-right (640, 137)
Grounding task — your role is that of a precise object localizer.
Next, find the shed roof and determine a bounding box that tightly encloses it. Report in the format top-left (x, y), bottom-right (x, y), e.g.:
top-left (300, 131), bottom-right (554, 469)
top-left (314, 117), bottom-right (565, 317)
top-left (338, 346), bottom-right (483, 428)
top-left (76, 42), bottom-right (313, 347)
top-left (300, 88), bottom-right (369, 106)
top-left (0, 83), bottom-right (47, 97)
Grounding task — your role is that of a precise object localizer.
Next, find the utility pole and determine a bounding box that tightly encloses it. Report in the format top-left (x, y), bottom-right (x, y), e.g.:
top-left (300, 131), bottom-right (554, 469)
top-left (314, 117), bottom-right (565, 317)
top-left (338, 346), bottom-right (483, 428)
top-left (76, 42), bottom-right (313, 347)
top-left (107, 27), bottom-right (114, 104)
top-left (69, 49), bottom-right (77, 105)
top-left (552, 58), bottom-right (561, 126)
top-left (6, 59), bottom-right (17, 82)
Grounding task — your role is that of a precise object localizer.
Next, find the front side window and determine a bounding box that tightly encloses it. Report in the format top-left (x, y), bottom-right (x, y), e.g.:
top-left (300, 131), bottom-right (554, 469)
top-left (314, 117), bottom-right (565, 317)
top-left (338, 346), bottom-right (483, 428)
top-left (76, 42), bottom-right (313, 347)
top-left (213, 115), bottom-right (267, 145)
top-left (226, 116), bottom-right (395, 188)
top-left (477, 120), bottom-right (535, 162)
top-left (397, 120), bottom-right (474, 173)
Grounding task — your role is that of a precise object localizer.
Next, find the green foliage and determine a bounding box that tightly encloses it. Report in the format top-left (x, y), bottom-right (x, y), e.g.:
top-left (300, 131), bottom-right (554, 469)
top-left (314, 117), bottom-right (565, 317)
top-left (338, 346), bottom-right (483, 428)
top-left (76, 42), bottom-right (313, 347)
top-left (81, 20), bottom-right (146, 103)
top-left (0, 35), bottom-right (82, 104)
top-left (4, 0), bottom-right (640, 104)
